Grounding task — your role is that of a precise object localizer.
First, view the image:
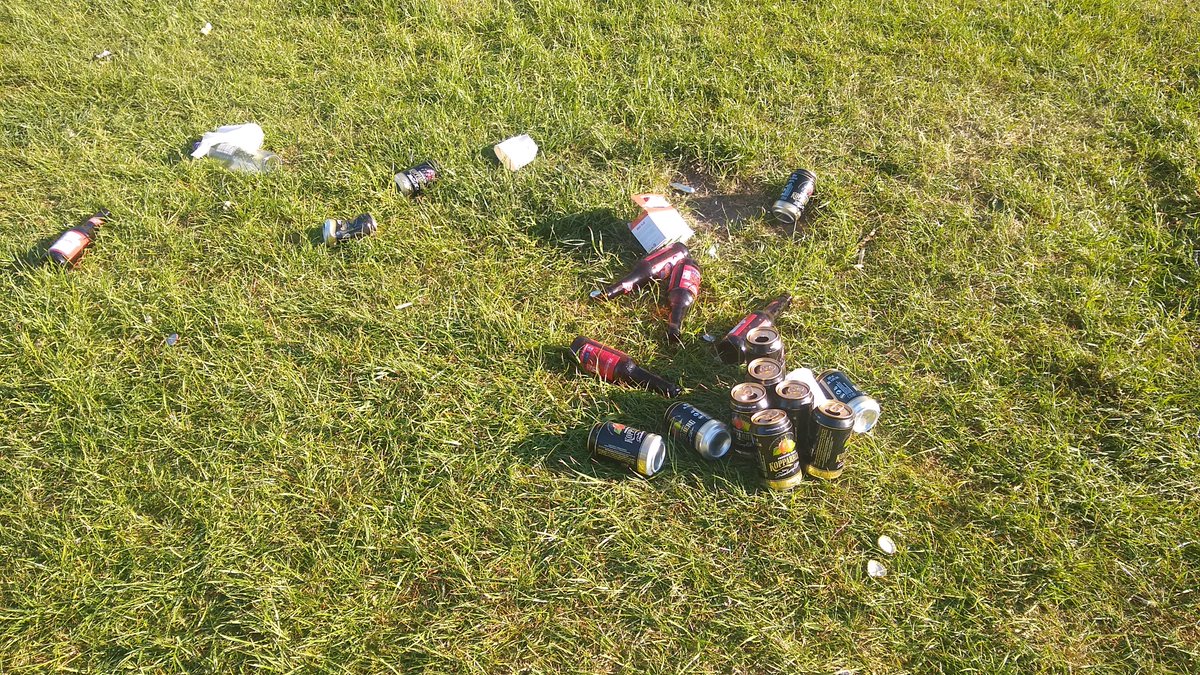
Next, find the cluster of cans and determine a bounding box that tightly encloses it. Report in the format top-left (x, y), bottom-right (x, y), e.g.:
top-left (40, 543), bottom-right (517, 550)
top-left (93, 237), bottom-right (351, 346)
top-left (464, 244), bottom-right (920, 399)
top-left (588, 357), bottom-right (878, 490)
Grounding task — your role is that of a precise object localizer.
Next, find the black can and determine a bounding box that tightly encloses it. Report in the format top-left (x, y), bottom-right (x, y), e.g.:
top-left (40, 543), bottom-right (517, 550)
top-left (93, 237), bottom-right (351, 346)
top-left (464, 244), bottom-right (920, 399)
top-left (750, 409), bottom-right (803, 491)
top-left (807, 401), bottom-right (855, 480)
top-left (588, 421), bottom-right (666, 477)
top-left (745, 326), bottom-right (785, 366)
top-left (322, 213), bottom-right (378, 246)
top-left (665, 402), bottom-right (731, 460)
top-left (394, 160), bottom-right (441, 197)
top-left (817, 369), bottom-right (881, 433)
top-left (746, 358), bottom-right (785, 396)
top-left (730, 382), bottom-right (771, 457)
top-left (772, 169), bottom-right (816, 226)
top-left (775, 380), bottom-right (814, 462)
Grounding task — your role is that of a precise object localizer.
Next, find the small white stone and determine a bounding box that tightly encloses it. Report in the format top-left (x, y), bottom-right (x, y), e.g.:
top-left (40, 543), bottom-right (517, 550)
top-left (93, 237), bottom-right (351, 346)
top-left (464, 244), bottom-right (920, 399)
top-left (200, 22), bottom-right (213, 35)
top-left (877, 535), bottom-right (897, 555)
top-left (867, 560), bottom-right (887, 578)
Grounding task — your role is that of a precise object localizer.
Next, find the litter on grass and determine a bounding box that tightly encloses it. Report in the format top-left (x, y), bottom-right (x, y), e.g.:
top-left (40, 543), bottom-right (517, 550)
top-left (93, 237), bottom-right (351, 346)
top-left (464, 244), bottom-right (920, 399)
top-left (670, 182), bottom-right (696, 195)
top-left (166, 333), bottom-right (179, 346)
top-left (494, 134), bottom-right (538, 171)
top-left (867, 560), bottom-right (888, 578)
top-left (93, 50), bottom-right (113, 60)
top-left (877, 535), bottom-right (897, 555)
top-left (200, 22), bottom-right (213, 35)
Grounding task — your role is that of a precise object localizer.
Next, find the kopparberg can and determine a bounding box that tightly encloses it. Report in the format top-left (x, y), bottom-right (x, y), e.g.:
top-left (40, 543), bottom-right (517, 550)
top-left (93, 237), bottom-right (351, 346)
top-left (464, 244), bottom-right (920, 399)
top-left (730, 382), bottom-right (771, 458)
top-left (588, 421), bottom-right (666, 477)
top-left (750, 408), bottom-right (803, 491)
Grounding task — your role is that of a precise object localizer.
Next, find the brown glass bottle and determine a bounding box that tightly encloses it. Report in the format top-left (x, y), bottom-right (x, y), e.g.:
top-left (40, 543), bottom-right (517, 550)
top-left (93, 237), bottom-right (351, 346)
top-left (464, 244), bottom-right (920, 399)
top-left (569, 336), bottom-right (681, 397)
top-left (48, 209), bottom-right (109, 267)
top-left (665, 257), bottom-right (701, 343)
top-left (715, 294), bottom-right (792, 364)
top-left (592, 242), bottom-right (688, 300)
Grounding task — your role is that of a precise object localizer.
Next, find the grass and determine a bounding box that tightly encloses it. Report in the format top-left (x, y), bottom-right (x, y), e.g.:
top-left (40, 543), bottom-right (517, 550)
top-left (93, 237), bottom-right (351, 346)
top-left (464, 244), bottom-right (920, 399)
top-left (1, 0), bottom-right (1198, 671)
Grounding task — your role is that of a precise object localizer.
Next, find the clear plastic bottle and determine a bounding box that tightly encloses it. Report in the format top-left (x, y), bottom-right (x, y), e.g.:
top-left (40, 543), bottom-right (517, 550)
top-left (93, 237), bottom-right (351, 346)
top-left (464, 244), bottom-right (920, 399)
top-left (205, 142), bottom-right (281, 173)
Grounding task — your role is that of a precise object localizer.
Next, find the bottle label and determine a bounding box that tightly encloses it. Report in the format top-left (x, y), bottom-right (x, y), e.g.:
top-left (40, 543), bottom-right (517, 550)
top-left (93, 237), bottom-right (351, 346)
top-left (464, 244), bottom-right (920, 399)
top-left (728, 313), bottom-right (765, 339)
top-left (648, 246), bottom-right (687, 279)
top-left (49, 230), bottom-right (89, 261)
top-left (673, 264), bottom-right (701, 295)
top-left (577, 342), bottom-right (623, 381)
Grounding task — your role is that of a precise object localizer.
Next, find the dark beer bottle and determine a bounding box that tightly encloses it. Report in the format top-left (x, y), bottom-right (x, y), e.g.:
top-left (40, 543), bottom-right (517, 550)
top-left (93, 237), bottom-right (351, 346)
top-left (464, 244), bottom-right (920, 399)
top-left (665, 257), bottom-right (701, 343)
top-left (48, 209), bottom-right (109, 267)
top-left (569, 336), bottom-right (682, 397)
top-left (592, 242), bottom-right (688, 301)
top-left (716, 294), bottom-right (792, 364)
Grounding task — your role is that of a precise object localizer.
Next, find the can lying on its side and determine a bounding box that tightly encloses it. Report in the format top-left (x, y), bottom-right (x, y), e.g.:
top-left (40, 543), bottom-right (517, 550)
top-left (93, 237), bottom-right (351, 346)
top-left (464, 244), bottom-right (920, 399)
top-left (816, 369), bottom-right (881, 432)
top-left (588, 421), bottom-right (666, 477)
top-left (664, 402), bottom-right (731, 460)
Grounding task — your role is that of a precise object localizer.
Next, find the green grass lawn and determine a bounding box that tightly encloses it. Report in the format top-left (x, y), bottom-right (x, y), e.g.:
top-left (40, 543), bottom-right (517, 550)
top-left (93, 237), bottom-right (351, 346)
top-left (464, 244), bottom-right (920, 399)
top-left (1, 0), bottom-right (1198, 671)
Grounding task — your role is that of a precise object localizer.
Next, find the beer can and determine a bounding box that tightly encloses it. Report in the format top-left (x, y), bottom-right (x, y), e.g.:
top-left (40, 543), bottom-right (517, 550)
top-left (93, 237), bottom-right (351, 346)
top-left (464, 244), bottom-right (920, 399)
top-left (772, 168), bottom-right (816, 226)
top-left (394, 160), bottom-right (441, 197)
top-left (745, 326), bottom-right (785, 365)
top-left (323, 213), bottom-right (378, 247)
top-left (806, 401), bottom-right (855, 480)
top-left (746, 358), bottom-right (785, 395)
top-left (730, 382), bottom-right (771, 457)
top-left (750, 409), bottom-right (803, 491)
top-left (816, 369), bottom-right (881, 432)
top-left (774, 379), bottom-right (814, 462)
top-left (785, 367), bottom-right (830, 409)
top-left (588, 421), bottom-right (666, 477)
top-left (664, 402), bottom-right (731, 460)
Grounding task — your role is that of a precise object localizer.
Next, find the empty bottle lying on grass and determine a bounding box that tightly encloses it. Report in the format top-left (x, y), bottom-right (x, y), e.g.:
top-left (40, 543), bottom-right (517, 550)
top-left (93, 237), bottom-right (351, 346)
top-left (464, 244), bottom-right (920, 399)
top-left (48, 209), bottom-right (109, 268)
top-left (569, 336), bottom-right (681, 397)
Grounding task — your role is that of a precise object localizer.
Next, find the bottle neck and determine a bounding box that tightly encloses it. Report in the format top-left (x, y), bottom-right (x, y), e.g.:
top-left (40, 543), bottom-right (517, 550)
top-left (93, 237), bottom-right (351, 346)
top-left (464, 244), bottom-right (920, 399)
top-left (627, 364), bottom-right (680, 397)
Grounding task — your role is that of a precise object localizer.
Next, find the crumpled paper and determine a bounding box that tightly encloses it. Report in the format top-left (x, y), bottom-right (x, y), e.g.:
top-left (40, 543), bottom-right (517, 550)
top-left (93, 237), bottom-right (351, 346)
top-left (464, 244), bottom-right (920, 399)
top-left (191, 123), bottom-right (264, 159)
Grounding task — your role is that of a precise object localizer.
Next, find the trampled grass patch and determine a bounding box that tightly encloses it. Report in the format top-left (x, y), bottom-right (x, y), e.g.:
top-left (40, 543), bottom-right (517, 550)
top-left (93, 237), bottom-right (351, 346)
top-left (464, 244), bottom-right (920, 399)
top-left (1, 0), bottom-right (1197, 671)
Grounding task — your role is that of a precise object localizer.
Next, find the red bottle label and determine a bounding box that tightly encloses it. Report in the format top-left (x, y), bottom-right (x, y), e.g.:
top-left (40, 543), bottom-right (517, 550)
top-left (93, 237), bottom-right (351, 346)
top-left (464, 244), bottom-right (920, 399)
top-left (647, 246), bottom-right (687, 279)
top-left (577, 342), bottom-right (625, 381)
top-left (674, 264), bottom-right (701, 295)
top-left (49, 230), bottom-right (89, 263)
top-left (728, 313), bottom-right (764, 339)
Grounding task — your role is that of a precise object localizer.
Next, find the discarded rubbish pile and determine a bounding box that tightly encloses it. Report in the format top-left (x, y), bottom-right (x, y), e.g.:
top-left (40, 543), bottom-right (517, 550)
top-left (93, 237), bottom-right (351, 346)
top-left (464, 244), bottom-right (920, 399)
top-left (27, 121), bottom-right (874, 491)
top-left (573, 181), bottom-right (881, 492)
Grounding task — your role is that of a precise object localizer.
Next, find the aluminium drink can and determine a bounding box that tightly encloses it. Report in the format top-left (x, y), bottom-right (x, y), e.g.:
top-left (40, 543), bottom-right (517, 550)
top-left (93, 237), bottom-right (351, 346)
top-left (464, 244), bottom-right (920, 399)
top-left (745, 325), bottom-right (785, 366)
top-left (816, 369), bottom-right (881, 432)
top-left (664, 402), bottom-right (731, 460)
top-left (746, 358), bottom-right (785, 397)
top-left (730, 382), bottom-right (771, 457)
top-left (774, 379), bottom-right (815, 463)
top-left (772, 168), bottom-right (816, 226)
top-left (394, 160), bottom-right (441, 197)
top-left (806, 401), bottom-right (855, 480)
top-left (750, 409), bottom-right (803, 491)
top-left (323, 213), bottom-right (378, 246)
top-left (588, 421), bottom-right (666, 477)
